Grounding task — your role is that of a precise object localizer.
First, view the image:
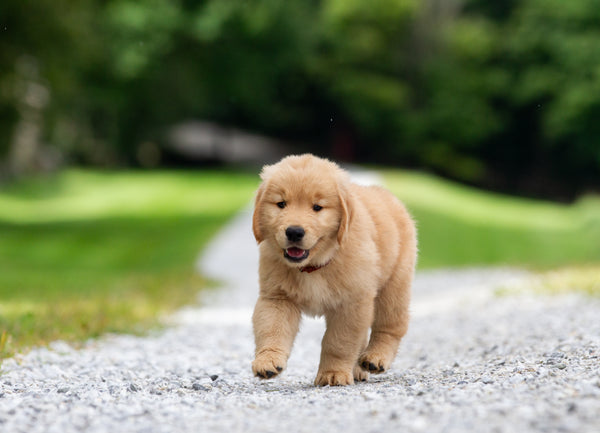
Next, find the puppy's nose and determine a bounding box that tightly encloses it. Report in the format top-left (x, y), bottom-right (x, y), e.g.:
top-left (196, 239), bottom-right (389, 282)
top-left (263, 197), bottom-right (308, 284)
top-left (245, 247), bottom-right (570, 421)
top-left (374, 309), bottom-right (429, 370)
top-left (286, 226), bottom-right (305, 243)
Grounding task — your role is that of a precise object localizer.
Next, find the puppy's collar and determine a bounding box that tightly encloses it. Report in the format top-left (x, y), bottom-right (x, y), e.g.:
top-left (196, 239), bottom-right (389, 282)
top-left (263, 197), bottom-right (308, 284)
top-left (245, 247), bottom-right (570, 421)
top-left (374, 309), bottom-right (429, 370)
top-left (299, 260), bottom-right (331, 274)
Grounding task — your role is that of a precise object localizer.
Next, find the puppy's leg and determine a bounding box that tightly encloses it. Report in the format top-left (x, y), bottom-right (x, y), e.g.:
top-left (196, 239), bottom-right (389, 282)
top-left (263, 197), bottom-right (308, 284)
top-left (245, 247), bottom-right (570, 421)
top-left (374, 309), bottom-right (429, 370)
top-left (252, 296), bottom-right (301, 379)
top-left (315, 301), bottom-right (373, 386)
top-left (359, 268), bottom-right (412, 374)
top-left (353, 332), bottom-right (370, 383)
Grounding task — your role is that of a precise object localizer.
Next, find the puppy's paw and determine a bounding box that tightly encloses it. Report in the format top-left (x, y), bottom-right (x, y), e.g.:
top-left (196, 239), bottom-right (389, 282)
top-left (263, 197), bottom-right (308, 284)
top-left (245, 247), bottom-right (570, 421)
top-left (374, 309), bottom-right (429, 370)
top-left (252, 351), bottom-right (286, 379)
top-left (314, 370), bottom-right (354, 386)
top-left (353, 364), bottom-right (369, 382)
top-left (358, 351), bottom-right (392, 374)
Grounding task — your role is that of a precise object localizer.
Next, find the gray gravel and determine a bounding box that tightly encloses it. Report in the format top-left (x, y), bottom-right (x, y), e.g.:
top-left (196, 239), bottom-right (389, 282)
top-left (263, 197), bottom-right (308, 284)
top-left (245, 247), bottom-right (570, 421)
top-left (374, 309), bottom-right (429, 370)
top-left (2, 179), bottom-right (599, 433)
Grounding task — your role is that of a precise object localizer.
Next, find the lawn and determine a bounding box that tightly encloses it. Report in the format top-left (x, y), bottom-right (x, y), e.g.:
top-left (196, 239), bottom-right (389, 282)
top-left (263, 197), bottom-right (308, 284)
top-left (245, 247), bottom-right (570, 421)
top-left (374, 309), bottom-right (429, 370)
top-left (0, 169), bottom-right (258, 359)
top-left (383, 170), bottom-right (600, 269)
top-left (2, 166), bottom-right (599, 360)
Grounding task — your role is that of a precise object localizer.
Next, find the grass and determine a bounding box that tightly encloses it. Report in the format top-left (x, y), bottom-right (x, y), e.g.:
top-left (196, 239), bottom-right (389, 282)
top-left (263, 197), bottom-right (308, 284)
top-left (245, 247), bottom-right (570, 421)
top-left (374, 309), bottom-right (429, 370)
top-left (495, 264), bottom-right (600, 297)
top-left (383, 170), bottom-right (600, 269)
top-left (2, 166), bottom-right (599, 360)
top-left (0, 169), bottom-right (258, 360)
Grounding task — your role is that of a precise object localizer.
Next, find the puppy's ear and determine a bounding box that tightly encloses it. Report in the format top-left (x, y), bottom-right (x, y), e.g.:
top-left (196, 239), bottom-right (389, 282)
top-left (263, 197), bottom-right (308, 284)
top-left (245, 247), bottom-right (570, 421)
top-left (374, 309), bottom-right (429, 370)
top-left (252, 182), bottom-right (266, 243)
top-left (337, 183), bottom-right (351, 245)
top-left (252, 164), bottom-right (276, 243)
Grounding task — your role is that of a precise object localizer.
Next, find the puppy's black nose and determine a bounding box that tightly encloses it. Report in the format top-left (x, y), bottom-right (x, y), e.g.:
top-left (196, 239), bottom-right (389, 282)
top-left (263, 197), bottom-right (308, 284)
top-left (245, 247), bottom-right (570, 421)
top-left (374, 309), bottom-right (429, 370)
top-left (286, 226), bottom-right (305, 242)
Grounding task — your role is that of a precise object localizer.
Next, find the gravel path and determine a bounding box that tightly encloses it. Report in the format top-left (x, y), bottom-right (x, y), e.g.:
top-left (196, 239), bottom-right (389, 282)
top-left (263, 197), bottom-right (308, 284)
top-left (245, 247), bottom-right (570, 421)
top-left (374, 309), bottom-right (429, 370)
top-left (1, 173), bottom-right (599, 433)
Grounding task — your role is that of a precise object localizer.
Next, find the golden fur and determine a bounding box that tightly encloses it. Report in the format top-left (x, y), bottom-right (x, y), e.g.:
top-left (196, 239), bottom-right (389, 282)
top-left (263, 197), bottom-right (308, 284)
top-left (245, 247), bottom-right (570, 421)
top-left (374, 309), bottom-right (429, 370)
top-left (251, 154), bottom-right (417, 386)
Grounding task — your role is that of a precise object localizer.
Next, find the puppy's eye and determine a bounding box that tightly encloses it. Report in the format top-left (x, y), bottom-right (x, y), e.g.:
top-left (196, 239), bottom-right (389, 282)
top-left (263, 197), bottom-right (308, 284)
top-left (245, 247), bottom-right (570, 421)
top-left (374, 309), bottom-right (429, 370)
top-left (313, 204), bottom-right (323, 212)
top-left (276, 201), bottom-right (286, 209)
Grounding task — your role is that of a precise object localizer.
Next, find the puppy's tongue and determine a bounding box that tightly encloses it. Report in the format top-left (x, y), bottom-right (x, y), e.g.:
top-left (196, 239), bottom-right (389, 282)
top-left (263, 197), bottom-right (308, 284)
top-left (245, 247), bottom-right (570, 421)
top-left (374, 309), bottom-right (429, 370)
top-left (286, 247), bottom-right (306, 258)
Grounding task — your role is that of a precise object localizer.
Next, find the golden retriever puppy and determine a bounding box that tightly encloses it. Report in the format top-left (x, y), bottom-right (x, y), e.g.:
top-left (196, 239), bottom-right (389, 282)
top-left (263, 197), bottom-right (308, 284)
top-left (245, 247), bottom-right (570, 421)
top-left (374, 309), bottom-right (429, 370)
top-left (251, 154), bottom-right (417, 386)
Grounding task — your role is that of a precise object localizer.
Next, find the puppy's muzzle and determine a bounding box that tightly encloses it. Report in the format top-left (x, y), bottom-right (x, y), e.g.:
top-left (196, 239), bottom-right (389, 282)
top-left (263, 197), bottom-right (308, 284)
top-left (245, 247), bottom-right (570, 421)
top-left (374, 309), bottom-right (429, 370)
top-left (285, 226), bottom-right (305, 243)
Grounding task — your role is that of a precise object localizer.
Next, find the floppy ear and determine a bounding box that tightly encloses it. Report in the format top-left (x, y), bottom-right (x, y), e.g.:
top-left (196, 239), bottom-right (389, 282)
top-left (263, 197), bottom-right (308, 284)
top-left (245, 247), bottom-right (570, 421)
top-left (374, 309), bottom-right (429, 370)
top-left (252, 164), bottom-right (275, 243)
top-left (337, 183), bottom-right (351, 245)
top-left (252, 182), bottom-right (266, 243)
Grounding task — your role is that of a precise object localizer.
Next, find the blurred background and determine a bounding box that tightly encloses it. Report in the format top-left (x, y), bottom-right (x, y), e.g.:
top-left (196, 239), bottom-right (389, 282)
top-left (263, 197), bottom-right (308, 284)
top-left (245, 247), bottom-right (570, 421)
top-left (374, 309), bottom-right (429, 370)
top-left (1, 0), bottom-right (599, 358)
top-left (2, 0), bottom-right (600, 199)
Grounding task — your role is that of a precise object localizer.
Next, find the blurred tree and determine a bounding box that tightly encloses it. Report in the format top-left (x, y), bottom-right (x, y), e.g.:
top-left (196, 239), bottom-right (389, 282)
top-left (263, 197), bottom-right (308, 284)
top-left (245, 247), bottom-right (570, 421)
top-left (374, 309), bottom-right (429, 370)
top-left (416, 0), bottom-right (600, 197)
top-left (400, 0), bottom-right (502, 182)
top-left (1, 0), bottom-right (599, 198)
top-left (0, 0), bottom-right (114, 175)
top-left (502, 0), bottom-right (600, 196)
top-left (315, 0), bottom-right (419, 160)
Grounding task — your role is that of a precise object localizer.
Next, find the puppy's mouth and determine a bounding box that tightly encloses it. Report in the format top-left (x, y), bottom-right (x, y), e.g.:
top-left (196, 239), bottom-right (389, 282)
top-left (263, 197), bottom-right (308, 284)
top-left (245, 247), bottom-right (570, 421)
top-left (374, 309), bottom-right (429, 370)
top-left (284, 247), bottom-right (309, 263)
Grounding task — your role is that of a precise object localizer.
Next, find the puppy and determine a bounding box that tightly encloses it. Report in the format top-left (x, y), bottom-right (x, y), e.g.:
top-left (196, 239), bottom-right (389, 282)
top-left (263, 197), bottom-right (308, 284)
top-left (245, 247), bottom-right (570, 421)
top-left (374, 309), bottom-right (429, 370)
top-left (251, 154), bottom-right (417, 386)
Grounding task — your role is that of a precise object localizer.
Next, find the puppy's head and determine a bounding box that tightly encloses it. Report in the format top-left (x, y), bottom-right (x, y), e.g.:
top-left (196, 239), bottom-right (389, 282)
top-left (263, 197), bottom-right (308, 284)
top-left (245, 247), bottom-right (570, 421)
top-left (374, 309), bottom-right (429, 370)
top-left (253, 154), bottom-right (351, 268)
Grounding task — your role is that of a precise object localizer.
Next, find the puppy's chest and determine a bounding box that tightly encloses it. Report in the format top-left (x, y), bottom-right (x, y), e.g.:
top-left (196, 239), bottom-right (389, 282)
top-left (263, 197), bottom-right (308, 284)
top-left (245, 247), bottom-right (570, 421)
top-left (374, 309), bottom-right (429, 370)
top-left (285, 274), bottom-right (342, 316)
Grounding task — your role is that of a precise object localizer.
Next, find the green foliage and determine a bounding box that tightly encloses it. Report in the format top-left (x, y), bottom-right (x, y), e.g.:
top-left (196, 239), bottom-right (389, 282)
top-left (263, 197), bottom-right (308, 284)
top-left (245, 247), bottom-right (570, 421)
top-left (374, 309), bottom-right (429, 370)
top-left (420, 0), bottom-right (600, 194)
top-left (1, 0), bottom-right (600, 197)
top-left (105, 0), bottom-right (183, 79)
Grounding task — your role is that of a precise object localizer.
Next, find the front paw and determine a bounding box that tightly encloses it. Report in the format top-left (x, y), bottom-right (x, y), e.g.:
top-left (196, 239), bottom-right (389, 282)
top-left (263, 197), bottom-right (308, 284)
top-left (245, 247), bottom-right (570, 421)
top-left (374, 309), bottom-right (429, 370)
top-left (252, 350), bottom-right (286, 379)
top-left (314, 369), bottom-right (354, 386)
top-left (358, 351), bottom-right (391, 374)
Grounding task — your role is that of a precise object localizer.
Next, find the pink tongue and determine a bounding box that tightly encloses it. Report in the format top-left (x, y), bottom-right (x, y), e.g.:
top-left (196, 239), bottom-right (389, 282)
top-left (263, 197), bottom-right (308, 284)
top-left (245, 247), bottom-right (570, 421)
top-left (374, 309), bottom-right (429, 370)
top-left (287, 247), bottom-right (305, 258)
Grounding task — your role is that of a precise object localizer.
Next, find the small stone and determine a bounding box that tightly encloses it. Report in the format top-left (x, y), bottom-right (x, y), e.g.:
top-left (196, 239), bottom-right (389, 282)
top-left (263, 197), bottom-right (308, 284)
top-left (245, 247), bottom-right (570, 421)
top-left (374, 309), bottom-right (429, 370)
top-left (508, 375), bottom-right (524, 384)
top-left (192, 382), bottom-right (209, 391)
top-left (481, 377), bottom-right (494, 384)
top-left (57, 387), bottom-right (69, 394)
top-left (128, 383), bottom-right (140, 392)
top-left (556, 364), bottom-right (567, 370)
top-left (210, 375), bottom-right (219, 381)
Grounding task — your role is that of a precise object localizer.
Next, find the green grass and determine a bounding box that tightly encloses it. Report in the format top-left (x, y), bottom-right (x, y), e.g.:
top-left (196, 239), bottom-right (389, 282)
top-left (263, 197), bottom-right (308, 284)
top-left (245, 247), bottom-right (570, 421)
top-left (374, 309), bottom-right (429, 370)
top-left (2, 166), bottom-right (599, 360)
top-left (0, 169), bottom-right (258, 360)
top-left (383, 170), bottom-right (600, 269)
